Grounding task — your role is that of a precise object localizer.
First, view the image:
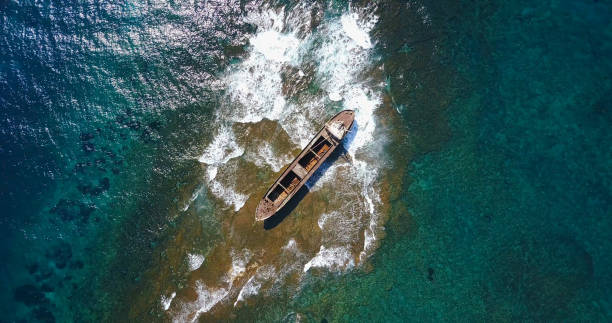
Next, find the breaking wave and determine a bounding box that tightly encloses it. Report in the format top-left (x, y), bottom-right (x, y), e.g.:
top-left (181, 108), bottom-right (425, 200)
top-left (303, 245), bottom-right (356, 273)
top-left (187, 253), bottom-right (205, 271)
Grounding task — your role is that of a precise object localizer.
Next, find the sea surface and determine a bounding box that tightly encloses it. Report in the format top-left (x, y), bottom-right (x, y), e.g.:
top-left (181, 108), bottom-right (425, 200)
top-left (1, 0), bottom-right (611, 322)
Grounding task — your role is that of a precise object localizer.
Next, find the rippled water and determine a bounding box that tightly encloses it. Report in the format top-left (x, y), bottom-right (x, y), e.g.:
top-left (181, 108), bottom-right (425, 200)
top-left (1, 0), bottom-right (611, 322)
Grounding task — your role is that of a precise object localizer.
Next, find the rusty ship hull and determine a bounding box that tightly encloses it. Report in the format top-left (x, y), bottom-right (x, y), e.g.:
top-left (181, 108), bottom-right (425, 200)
top-left (255, 110), bottom-right (355, 221)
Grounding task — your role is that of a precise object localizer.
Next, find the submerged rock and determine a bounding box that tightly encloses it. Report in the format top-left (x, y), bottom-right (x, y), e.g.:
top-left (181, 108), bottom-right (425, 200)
top-left (79, 132), bottom-right (95, 141)
top-left (34, 266), bottom-right (53, 282)
top-left (33, 306), bottom-right (55, 323)
top-left (40, 284), bottom-right (54, 293)
top-left (99, 177), bottom-right (110, 190)
top-left (73, 161), bottom-right (91, 173)
top-left (14, 285), bottom-right (46, 306)
top-left (81, 142), bottom-right (95, 153)
top-left (69, 260), bottom-right (84, 270)
top-left (46, 242), bottom-right (72, 269)
top-left (49, 199), bottom-right (95, 222)
top-left (77, 177), bottom-right (110, 196)
top-left (27, 263), bottom-right (39, 274)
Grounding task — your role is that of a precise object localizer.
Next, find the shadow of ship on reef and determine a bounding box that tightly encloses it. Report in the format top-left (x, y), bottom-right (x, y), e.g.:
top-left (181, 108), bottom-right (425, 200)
top-left (263, 141), bottom-right (352, 230)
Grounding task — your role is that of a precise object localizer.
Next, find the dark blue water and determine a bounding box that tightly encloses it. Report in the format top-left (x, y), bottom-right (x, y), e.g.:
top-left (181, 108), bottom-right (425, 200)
top-left (1, 0), bottom-right (611, 322)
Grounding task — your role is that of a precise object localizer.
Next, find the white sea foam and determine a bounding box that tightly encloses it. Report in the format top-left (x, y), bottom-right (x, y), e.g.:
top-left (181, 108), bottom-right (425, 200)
top-left (244, 6), bottom-right (286, 31)
top-left (343, 88), bottom-right (380, 155)
top-left (303, 246), bottom-right (355, 273)
top-left (315, 13), bottom-right (376, 96)
top-left (415, 4), bottom-right (432, 25)
top-left (306, 159), bottom-right (343, 192)
top-left (227, 249), bottom-right (252, 283)
top-left (187, 253), bottom-right (205, 271)
top-left (283, 238), bottom-right (298, 251)
top-left (246, 142), bottom-right (294, 173)
top-left (272, 239), bottom-right (308, 289)
top-left (204, 162), bottom-right (248, 212)
top-left (251, 30), bottom-right (300, 63)
top-left (317, 212), bottom-right (334, 230)
top-left (224, 49), bottom-right (289, 123)
top-left (173, 249), bottom-right (253, 321)
top-left (197, 126), bottom-right (248, 211)
top-left (205, 166), bottom-right (217, 181)
top-left (222, 9), bottom-right (301, 124)
top-left (175, 283), bottom-right (228, 323)
top-left (234, 275), bottom-right (261, 307)
top-left (181, 184), bottom-right (205, 212)
top-left (233, 265), bottom-right (275, 306)
top-left (198, 125), bottom-right (243, 165)
top-left (318, 209), bottom-right (361, 245)
top-left (360, 212), bottom-right (379, 262)
top-left (207, 176), bottom-right (248, 211)
top-left (328, 91), bottom-right (343, 101)
top-left (161, 292), bottom-right (176, 311)
top-left (340, 13), bottom-right (374, 49)
top-left (280, 101), bottom-right (323, 148)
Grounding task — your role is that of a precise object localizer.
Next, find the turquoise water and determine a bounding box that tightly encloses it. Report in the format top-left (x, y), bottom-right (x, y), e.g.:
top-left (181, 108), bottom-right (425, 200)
top-left (287, 1), bottom-right (612, 321)
top-left (1, 0), bottom-right (611, 322)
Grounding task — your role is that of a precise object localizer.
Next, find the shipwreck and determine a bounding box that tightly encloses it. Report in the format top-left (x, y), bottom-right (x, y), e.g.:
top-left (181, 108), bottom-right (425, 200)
top-left (255, 110), bottom-right (355, 221)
